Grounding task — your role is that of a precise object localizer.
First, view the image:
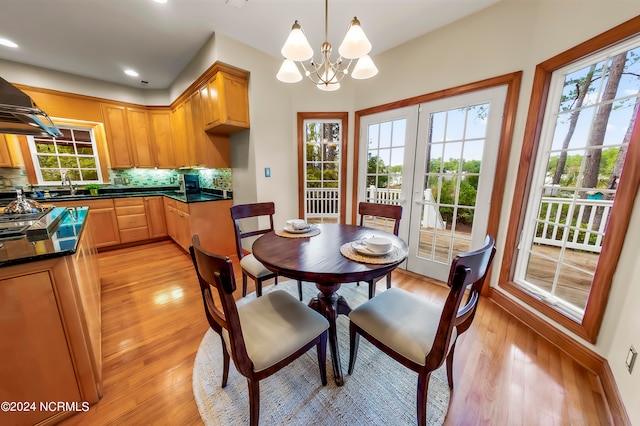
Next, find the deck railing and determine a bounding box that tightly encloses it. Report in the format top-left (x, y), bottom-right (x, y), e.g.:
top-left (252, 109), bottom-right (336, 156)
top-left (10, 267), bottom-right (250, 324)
top-left (534, 196), bottom-right (613, 253)
top-left (305, 188), bottom-right (340, 219)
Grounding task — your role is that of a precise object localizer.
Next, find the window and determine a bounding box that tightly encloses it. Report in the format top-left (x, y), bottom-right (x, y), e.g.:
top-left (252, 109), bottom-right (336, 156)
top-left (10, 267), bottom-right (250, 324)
top-left (297, 113), bottom-right (348, 224)
top-left (500, 18), bottom-right (640, 343)
top-left (27, 125), bottom-right (103, 184)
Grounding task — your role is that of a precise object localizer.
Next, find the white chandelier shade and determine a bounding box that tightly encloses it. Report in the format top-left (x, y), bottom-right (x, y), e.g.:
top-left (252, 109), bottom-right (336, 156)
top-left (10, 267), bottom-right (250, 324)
top-left (351, 54), bottom-right (378, 80)
top-left (280, 21), bottom-right (314, 62)
top-left (338, 18), bottom-right (372, 59)
top-left (277, 0), bottom-right (377, 91)
top-left (276, 59), bottom-right (303, 83)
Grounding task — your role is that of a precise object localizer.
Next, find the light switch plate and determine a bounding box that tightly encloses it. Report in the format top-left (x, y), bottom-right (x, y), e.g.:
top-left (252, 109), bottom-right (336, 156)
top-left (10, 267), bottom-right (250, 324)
top-left (265, 167), bottom-right (271, 178)
top-left (626, 346), bottom-right (637, 373)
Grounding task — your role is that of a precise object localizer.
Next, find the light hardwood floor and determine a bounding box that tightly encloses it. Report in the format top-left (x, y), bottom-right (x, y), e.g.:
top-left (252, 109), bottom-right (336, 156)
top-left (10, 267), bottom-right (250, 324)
top-left (60, 240), bottom-right (611, 425)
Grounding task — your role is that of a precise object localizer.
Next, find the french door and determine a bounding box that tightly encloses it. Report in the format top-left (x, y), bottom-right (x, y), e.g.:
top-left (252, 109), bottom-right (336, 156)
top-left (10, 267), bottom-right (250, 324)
top-left (358, 86), bottom-right (507, 281)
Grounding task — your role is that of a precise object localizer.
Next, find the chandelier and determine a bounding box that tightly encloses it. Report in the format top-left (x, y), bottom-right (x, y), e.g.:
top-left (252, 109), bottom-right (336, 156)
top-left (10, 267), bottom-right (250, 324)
top-left (276, 0), bottom-right (378, 91)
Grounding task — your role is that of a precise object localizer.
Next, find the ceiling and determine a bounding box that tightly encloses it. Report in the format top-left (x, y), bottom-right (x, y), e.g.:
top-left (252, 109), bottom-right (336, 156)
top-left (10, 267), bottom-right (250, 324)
top-left (0, 0), bottom-right (501, 90)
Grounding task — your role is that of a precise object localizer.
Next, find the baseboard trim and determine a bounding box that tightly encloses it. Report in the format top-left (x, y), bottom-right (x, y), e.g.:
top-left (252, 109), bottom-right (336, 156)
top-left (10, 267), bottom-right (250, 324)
top-left (490, 288), bottom-right (630, 425)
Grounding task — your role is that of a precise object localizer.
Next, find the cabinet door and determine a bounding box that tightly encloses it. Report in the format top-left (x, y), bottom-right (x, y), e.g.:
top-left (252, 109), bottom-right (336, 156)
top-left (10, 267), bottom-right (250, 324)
top-left (190, 88), bottom-right (207, 167)
top-left (90, 208), bottom-right (121, 247)
top-left (150, 110), bottom-right (177, 169)
top-left (145, 196), bottom-right (168, 238)
top-left (171, 103), bottom-right (190, 168)
top-left (0, 135), bottom-right (14, 167)
top-left (127, 107), bottom-right (156, 168)
top-left (101, 104), bottom-right (134, 168)
top-left (183, 96), bottom-right (197, 167)
top-left (0, 271), bottom-right (83, 425)
top-left (175, 209), bottom-right (192, 252)
top-left (207, 70), bottom-right (250, 134)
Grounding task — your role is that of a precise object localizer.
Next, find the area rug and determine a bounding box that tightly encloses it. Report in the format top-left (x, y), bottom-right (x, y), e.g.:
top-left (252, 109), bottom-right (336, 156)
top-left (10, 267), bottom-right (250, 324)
top-left (192, 281), bottom-right (450, 425)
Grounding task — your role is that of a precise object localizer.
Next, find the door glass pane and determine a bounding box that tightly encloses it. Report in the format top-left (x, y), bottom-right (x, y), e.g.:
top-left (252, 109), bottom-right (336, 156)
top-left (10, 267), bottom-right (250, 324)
top-left (418, 102), bottom-right (491, 265)
top-left (304, 120), bottom-right (342, 223)
top-left (515, 42), bottom-right (640, 320)
top-left (365, 119), bottom-right (407, 208)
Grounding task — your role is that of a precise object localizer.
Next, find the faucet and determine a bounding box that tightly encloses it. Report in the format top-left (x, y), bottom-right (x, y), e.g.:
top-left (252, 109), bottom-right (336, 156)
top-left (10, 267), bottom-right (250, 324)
top-left (63, 173), bottom-right (78, 195)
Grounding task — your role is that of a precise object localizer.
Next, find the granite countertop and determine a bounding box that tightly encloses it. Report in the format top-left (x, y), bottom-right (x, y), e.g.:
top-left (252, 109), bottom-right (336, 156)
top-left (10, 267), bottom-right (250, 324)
top-left (0, 187), bottom-right (233, 205)
top-left (0, 206), bottom-right (90, 268)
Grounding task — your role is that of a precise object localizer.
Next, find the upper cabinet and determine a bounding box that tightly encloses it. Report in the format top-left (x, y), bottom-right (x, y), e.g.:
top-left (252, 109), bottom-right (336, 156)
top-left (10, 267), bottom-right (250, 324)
top-left (126, 107), bottom-right (156, 168)
top-left (149, 109), bottom-right (178, 169)
top-left (102, 104), bottom-right (174, 169)
top-left (101, 104), bottom-right (134, 168)
top-left (0, 135), bottom-right (24, 168)
top-left (205, 66), bottom-right (250, 134)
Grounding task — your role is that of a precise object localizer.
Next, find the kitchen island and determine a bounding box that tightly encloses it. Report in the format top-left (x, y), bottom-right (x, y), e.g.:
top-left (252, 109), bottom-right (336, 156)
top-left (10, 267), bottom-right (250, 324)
top-left (0, 207), bottom-right (102, 426)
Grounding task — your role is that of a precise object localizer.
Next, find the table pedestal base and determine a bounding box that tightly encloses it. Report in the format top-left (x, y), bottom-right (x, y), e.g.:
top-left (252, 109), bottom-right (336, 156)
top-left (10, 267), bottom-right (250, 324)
top-left (308, 283), bottom-right (352, 386)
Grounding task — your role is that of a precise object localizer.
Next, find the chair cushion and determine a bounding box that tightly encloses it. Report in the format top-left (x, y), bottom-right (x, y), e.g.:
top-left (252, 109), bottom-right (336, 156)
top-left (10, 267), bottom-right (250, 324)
top-left (240, 253), bottom-right (272, 278)
top-left (349, 287), bottom-right (457, 366)
top-left (222, 289), bottom-right (329, 372)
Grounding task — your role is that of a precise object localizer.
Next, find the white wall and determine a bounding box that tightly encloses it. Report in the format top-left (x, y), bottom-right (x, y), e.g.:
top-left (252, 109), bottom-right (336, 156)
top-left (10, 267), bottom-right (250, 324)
top-left (0, 58), bottom-right (169, 105)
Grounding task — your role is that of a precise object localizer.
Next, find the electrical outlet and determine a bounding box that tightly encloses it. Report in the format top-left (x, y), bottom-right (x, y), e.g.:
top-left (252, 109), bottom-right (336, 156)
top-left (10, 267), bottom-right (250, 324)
top-left (626, 346), bottom-right (637, 373)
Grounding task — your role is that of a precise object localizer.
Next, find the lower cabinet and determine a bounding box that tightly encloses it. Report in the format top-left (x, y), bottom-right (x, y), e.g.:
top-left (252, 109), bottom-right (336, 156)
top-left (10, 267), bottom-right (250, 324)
top-left (53, 199), bottom-right (120, 248)
top-left (0, 222), bottom-right (101, 425)
top-left (54, 195), bottom-right (232, 254)
top-left (144, 196), bottom-right (168, 238)
top-left (163, 197), bottom-right (191, 252)
top-left (163, 198), bottom-right (235, 256)
top-left (115, 198), bottom-right (149, 243)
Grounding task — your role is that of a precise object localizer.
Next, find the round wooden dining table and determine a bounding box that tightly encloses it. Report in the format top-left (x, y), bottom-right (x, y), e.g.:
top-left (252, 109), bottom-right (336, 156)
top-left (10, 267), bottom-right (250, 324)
top-left (252, 223), bottom-right (408, 386)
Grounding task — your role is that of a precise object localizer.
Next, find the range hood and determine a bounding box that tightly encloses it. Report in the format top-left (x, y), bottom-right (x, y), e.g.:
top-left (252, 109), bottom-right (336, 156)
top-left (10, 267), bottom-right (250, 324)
top-left (0, 77), bottom-right (62, 138)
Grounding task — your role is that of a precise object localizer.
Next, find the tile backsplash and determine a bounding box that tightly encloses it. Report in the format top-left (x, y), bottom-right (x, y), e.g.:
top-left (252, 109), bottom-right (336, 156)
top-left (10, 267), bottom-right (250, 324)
top-left (0, 167), bottom-right (233, 191)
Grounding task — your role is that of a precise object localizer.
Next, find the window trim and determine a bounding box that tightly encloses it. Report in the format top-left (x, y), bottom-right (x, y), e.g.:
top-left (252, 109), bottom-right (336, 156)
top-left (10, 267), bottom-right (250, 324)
top-left (19, 118), bottom-right (111, 185)
top-left (297, 112), bottom-right (348, 224)
top-left (498, 15), bottom-right (640, 344)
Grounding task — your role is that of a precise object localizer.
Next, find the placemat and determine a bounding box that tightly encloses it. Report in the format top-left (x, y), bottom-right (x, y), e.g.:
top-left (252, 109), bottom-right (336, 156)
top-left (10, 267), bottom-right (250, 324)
top-left (275, 227), bottom-right (321, 238)
top-left (340, 242), bottom-right (407, 264)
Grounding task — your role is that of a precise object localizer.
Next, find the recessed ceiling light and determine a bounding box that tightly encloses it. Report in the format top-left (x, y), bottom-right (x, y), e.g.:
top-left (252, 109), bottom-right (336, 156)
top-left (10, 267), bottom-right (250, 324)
top-left (153, 0), bottom-right (168, 3)
top-left (124, 69), bottom-right (139, 77)
top-left (0, 38), bottom-right (18, 48)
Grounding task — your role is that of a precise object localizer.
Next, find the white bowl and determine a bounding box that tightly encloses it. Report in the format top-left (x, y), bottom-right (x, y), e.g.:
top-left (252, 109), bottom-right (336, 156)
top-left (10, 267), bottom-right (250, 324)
top-left (286, 219), bottom-right (305, 229)
top-left (363, 237), bottom-right (393, 254)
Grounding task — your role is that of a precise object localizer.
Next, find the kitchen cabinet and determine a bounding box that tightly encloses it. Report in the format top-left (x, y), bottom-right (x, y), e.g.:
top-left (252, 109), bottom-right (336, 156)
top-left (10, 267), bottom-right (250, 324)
top-left (0, 225), bottom-right (101, 425)
top-left (53, 199), bottom-right (120, 248)
top-left (101, 104), bottom-right (134, 168)
top-left (115, 198), bottom-right (149, 243)
top-left (0, 134), bottom-right (23, 167)
top-left (149, 109), bottom-right (177, 169)
top-left (164, 197), bottom-right (235, 256)
top-left (170, 103), bottom-right (190, 168)
top-left (144, 196), bottom-right (168, 238)
top-left (164, 197), bottom-right (192, 251)
top-left (205, 67), bottom-right (250, 134)
top-left (190, 86), bottom-right (208, 167)
top-left (101, 104), bottom-right (157, 168)
top-left (126, 106), bottom-right (156, 168)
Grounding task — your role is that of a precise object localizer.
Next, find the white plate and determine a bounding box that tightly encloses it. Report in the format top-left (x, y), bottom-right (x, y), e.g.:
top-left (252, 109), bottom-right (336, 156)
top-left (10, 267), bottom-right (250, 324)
top-left (351, 241), bottom-right (394, 256)
top-left (283, 224), bottom-right (316, 234)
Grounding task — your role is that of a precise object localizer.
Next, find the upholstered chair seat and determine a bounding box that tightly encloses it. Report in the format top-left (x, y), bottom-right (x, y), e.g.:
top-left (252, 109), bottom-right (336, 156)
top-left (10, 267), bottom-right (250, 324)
top-left (349, 288), bottom-right (457, 366)
top-left (222, 290), bottom-right (329, 372)
top-left (239, 253), bottom-right (273, 283)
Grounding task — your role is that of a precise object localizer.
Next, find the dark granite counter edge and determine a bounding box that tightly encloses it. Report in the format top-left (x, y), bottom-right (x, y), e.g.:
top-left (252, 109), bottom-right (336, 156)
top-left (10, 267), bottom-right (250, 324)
top-left (0, 207), bottom-right (91, 268)
top-left (0, 188), bottom-right (233, 205)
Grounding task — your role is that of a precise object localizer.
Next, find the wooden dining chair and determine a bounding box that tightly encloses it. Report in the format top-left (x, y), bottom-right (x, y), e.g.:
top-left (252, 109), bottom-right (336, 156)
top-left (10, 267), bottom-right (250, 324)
top-left (347, 235), bottom-right (496, 426)
top-left (230, 202), bottom-right (304, 300)
top-left (189, 235), bottom-right (329, 426)
top-left (358, 202), bottom-right (403, 298)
